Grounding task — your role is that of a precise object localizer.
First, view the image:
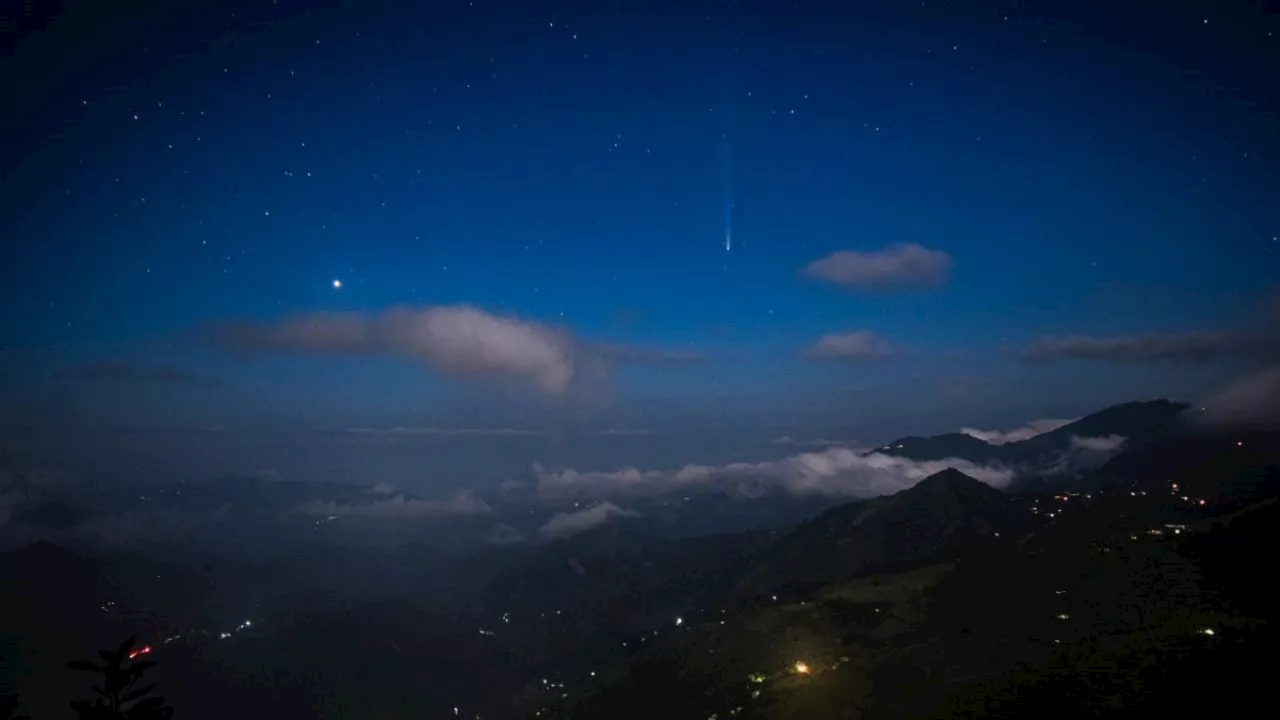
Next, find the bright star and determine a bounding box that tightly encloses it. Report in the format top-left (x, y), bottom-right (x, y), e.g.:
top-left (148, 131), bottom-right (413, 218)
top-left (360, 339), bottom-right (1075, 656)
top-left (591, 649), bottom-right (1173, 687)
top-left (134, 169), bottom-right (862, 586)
top-left (332, 279), bottom-right (342, 289)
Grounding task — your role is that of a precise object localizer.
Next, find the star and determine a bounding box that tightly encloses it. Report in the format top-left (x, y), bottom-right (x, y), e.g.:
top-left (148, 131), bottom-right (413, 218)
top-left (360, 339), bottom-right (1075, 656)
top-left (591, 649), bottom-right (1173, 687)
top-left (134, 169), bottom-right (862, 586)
top-left (332, 279), bottom-right (343, 289)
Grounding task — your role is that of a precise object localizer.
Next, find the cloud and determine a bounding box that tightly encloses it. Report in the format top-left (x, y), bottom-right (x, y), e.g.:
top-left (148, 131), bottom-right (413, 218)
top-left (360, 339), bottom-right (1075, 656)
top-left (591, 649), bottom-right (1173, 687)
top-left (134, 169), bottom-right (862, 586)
top-left (486, 523), bottom-right (525, 545)
top-left (347, 427), bottom-right (545, 437)
top-left (1018, 330), bottom-right (1276, 363)
top-left (213, 305), bottom-right (576, 394)
top-left (211, 305), bottom-right (710, 396)
top-left (56, 360), bottom-right (213, 386)
top-left (536, 502), bottom-right (640, 540)
top-left (595, 343), bottom-right (713, 364)
top-left (534, 446), bottom-right (1015, 502)
top-left (594, 428), bottom-right (657, 436)
top-left (1070, 434), bottom-right (1126, 453)
top-left (296, 490), bottom-right (493, 518)
top-left (803, 243), bottom-right (953, 290)
top-left (770, 436), bottom-right (858, 448)
top-left (366, 482), bottom-right (398, 494)
top-left (1039, 435), bottom-right (1128, 476)
top-left (805, 331), bottom-right (893, 360)
top-left (1199, 365), bottom-right (1280, 427)
top-left (960, 418), bottom-right (1076, 445)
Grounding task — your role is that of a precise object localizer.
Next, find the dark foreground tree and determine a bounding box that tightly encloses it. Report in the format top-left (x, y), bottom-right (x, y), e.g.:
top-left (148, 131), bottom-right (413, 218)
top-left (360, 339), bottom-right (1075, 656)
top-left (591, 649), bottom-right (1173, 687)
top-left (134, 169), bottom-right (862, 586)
top-left (1, 693), bottom-right (32, 720)
top-left (68, 637), bottom-right (173, 719)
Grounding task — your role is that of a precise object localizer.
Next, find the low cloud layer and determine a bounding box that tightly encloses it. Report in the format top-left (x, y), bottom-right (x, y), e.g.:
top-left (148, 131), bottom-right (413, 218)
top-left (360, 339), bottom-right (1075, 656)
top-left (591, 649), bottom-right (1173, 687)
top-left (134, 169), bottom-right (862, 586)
top-left (1199, 365), bottom-right (1280, 427)
top-left (960, 418), bottom-right (1075, 445)
top-left (770, 436), bottom-right (858, 448)
top-left (534, 446), bottom-right (1015, 502)
top-left (347, 427), bottom-right (545, 437)
top-left (1019, 330), bottom-right (1276, 363)
top-left (804, 243), bottom-right (953, 290)
top-left (57, 360), bottom-right (213, 386)
top-left (536, 502), bottom-right (640, 540)
top-left (297, 490), bottom-right (493, 518)
top-left (1040, 435), bottom-right (1127, 476)
top-left (806, 331), bottom-right (893, 360)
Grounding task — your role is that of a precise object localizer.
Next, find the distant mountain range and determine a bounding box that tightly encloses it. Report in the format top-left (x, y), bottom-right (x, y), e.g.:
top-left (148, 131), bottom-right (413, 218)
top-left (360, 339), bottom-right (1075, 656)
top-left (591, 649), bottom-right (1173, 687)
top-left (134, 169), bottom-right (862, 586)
top-left (874, 399), bottom-right (1192, 483)
top-left (4, 402), bottom-right (1280, 720)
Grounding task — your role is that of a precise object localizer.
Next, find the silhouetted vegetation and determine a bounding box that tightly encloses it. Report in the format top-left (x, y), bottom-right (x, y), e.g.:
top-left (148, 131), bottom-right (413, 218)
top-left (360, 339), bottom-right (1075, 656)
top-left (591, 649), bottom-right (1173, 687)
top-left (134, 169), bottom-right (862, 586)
top-left (1, 694), bottom-right (31, 720)
top-left (67, 637), bottom-right (173, 720)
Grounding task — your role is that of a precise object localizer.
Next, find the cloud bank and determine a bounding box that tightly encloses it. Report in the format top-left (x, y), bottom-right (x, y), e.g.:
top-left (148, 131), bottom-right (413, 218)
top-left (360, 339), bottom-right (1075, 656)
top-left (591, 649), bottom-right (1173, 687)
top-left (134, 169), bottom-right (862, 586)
top-left (297, 490), bottom-right (493, 518)
top-left (537, 502), bottom-right (640, 540)
top-left (1019, 330), bottom-right (1276, 363)
top-left (960, 418), bottom-right (1075, 445)
top-left (804, 243), bottom-right (953, 290)
top-left (1199, 365), bottom-right (1280, 427)
top-left (211, 305), bottom-right (711, 396)
top-left (805, 331), bottom-right (893, 360)
top-left (215, 305), bottom-right (575, 394)
top-left (57, 360), bottom-right (213, 386)
top-left (347, 427), bottom-right (545, 437)
top-left (534, 446), bottom-right (1016, 502)
top-left (1040, 435), bottom-right (1128, 476)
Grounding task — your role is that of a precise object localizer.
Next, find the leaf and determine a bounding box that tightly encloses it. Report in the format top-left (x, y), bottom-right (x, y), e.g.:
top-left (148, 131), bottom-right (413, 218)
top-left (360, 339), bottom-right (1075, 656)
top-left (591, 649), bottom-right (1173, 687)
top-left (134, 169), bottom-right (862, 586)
top-left (121, 683), bottom-right (156, 704)
top-left (105, 667), bottom-right (130, 694)
top-left (97, 650), bottom-right (115, 664)
top-left (68, 659), bottom-right (101, 672)
top-left (129, 697), bottom-right (165, 711)
top-left (131, 660), bottom-right (157, 675)
top-left (115, 636), bottom-right (137, 662)
top-left (125, 696), bottom-right (172, 720)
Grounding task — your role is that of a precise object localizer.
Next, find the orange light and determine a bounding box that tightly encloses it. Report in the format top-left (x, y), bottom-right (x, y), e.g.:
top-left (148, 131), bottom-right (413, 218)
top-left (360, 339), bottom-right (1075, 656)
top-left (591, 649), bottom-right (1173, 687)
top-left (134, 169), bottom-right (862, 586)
top-left (794, 661), bottom-right (810, 674)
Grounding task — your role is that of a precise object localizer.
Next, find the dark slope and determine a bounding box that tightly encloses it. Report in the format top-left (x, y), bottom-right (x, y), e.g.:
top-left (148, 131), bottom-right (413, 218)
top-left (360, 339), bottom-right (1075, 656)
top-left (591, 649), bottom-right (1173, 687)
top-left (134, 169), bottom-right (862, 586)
top-left (735, 469), bottom-right (1019, 595)
top-left (1007, 399), bottom-right (1190, 463)
top-left (1071, 427), bottom-right (1280, 500)
top-left (482, 469), bottom-right (1019, 634)
top-left (867, 433), bottom-right (1005, 463)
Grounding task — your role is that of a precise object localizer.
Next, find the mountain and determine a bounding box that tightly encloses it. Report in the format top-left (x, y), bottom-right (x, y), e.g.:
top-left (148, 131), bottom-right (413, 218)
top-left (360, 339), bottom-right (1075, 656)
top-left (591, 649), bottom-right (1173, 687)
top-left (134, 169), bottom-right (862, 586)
top-left (867, 433), bottom-right (1005, 464)
top-left (734, 468), bottom-right (1020, 595)
top-left (876, 400), bottom-right (1191, 482)
top-left (481, 469), bottom-right (1021, 640)
top-left (545, 437), bottom-right (1279, 720)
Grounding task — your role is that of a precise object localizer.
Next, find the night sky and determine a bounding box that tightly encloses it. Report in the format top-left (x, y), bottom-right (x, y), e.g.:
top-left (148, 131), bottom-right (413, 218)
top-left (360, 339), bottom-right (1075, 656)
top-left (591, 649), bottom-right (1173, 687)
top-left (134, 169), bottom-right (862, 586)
top-left (2, 0), bottom-right (1278, 491)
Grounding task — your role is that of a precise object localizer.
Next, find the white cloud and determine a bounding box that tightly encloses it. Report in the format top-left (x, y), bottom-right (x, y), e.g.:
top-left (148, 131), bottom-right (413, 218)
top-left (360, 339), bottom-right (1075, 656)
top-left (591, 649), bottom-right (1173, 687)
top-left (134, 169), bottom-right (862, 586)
top-left (960, 418), bottom-right (1076, 445)
top-left (534, 446), bottom-right (1015, 502)
top-left (366, 482), bottom-right (398, 494)
top-left (537, 502), bottom-right (640, 540)
top-left (296, 490), bottom-right (493, 518)
top-left (1199, 365), bottom-right (1280, 427)
top-left (1039, 435), bottom-right (1128, 476)
top-left (1070, 434), bottom-right (1126, 453)
top-left (213, 305), bottom-right (711, 397)
top-left (215, 305), bottom-right (575, 394)
top-left (804, 243), bottom-right (953, 290)
top-left (805, 330), bottom-right (893, 360)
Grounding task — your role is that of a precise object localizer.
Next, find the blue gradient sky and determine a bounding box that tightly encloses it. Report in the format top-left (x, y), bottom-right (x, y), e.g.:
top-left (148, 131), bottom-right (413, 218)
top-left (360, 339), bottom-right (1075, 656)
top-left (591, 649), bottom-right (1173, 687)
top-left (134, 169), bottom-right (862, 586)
top-left (2, 0), bottom-right (1278, 491)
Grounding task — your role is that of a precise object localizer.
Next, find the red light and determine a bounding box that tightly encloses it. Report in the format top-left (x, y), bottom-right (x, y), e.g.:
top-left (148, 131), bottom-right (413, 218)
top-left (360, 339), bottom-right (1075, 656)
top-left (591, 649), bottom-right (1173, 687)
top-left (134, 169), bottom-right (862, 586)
top-left (128, 646), bottom-right (152, 660)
